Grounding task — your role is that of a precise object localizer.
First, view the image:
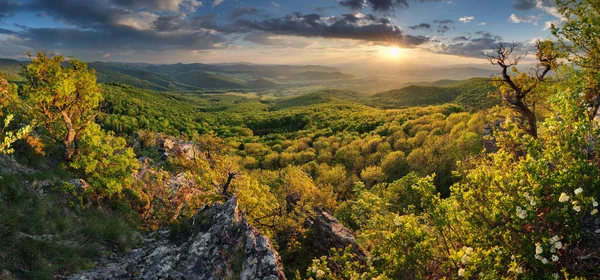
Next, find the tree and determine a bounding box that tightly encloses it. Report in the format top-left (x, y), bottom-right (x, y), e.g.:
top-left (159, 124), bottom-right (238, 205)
top-left (0, 77), bottom-right (31, 155)
top-left (70, 124), bottom-right (138, 197)
top-left (553, 0), bottom-right (600, 120)
top-left (20, 52), bottom-right (102, 160)
top-left (483, 41), bottom-right (559, 138)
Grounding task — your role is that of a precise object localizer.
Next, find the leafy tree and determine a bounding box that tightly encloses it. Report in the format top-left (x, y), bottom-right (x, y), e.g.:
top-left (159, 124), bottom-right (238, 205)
top-left (1, 114), bottom-right (32, 155)
top-left (0, 77), bottom-right (31, 154)
top-left (380, 150), bottom-right (409, 182)
top-left (70, 124), bottom-right (138, 197)
top-left (20, 52), bottom-right (102, 160)
top-left (554, 0), bottom-right (600, 120)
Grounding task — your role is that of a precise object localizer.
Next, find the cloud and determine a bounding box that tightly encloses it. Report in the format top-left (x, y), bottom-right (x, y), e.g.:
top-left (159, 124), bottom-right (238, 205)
top-left (458, 16), bottom-right (474, 23)
top-left (0, 0), bottom-right (21, 22)
top-left (339, 0), bottom-right (442, 13)
top-left (340, 0), bottom-right (365, 10)
top-left (243, 32), bottom-right (312, 48)
top-left (110, 0), bottom-right (202, 12)
top-left (230, 7), bottom-right (260, 18)
top-left (513, 0), bottom-right (553, 10)
top-left (508, 14), bottom-right (541, 25)
top-left (408, 23), bottom-right (431, 30)
top-left (434, 31), bottom-right (509, 57)
top-left (212, 0), bottom-right (225, 8)
top-left (229, 13), bottom-right (429, 47)
top-left (433, 19), bottom-right (454, 35)
top-left (0, 0), bottom-right (225, 53)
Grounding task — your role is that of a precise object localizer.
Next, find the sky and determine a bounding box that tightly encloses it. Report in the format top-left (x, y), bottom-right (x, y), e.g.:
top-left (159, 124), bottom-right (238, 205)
top-left (0, 0), bottom-right (563, 67)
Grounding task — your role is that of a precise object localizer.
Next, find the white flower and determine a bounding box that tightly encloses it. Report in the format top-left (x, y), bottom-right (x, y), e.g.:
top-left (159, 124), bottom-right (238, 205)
top-left (591, 209), bottom-right (598, 215)
top-left (458, 268), bottom-right (465, 277)
top-left (559, 193), bottom-right (570, 203)
top-left (593, 199), bottom-right (598, 207)
top-left (516, 206), bottom-right (527, 219)
top-left (554, 241), bottom-right (563, 250)
top-left (394, 215), bottom-right (402, 226)
top-left (461, 254), bottom-right (470, 264)
top-left (553, 273), bottom-right (560, 280)
top-left (465, 247), bottom-right (473, 255)
top-left (552, 255), bottom-right (559, 262)
top-left (541, 257), bottom-right (549, 264)
top-left (316, 269), bottom-right (325, 278)
top-left (535, 242), bottom-right (543, 255)
top-left (550, 236), bottom-right (560, 244)
top-left (515, 266), bottom-right (523, 274)
top-left (574, 188), bottom-right (583, 195)
top-left (573, 205), bottom-right (581, 212)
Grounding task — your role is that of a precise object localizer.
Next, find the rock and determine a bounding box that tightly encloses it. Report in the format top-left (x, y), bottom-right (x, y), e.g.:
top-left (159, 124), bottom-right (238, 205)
top-left (67, 179), bottom-right (90, 191)
top-left (307, 210), bottom-right (368, 263)
top-left (0, 155), bottom-right (35, 175)
top-left (1, 269), bottom-right (16, 280)
top-left (69, 198), bottom-right (286, 280)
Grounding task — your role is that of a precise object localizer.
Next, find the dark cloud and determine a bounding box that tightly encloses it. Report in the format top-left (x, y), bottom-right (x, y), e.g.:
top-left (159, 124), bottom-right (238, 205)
top-left (433, 19), bottom-right (454, 35)
top-left (0, 0), bottom-right (21, 22)
top-left (340, 0), bottom-right (365, 10)
top-left (340, 0), bottom-right (442, 12)
top-left (14, 25), bottom-right (226, 52)
top-left (109, 0), bottom-right (202, 12)
top-left (1, 0), bottom-right (224, 53)
top-left (437, 31), bottom-right (508, 57)
top-left (228, 13), bottom-right (428, 47)
top-left (230, 7), bottom-right (259, 19)
top-left (152, 15), bottom-right (187, 32)
top-left (0, 27), bottom-right (18, 35)
top-left (0, 0), bottom-right (428, 56)
top-left (452, 36), bottom-right (469, 42)
top-left (512, 0), bottom-right (555, 10)
top-left (408, 23), bottom-right (431, 30)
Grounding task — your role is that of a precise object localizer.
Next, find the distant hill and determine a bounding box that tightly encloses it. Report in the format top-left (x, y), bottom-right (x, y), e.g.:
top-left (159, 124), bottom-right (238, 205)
top-left (0, 59), bottom-right (24, 81)
top-left (90, 62), bottom-right (250, 91)
top-left (365, 78), bottom-right (499, 109)
top-left (286, 71), bottom-right (354, 81)
top-left (272, 89), bottom-right (362, 110)
top-left (247, 78), bottom-right (277, 89)
top-left (0, 58), bottom-right (354, 91)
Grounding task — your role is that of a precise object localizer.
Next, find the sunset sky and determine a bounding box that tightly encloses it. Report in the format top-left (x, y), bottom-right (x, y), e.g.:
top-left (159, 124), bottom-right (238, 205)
top-left (0, 0), bottom-right (563, 66)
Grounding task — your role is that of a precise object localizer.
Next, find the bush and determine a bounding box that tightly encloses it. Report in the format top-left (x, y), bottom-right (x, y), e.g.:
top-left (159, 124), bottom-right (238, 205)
top-left (70, 124), bottom-right (139, 197)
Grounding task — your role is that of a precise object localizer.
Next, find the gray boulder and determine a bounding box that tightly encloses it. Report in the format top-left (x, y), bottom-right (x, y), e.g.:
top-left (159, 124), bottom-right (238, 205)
top-left (69, 198), bottom-right (286, 280)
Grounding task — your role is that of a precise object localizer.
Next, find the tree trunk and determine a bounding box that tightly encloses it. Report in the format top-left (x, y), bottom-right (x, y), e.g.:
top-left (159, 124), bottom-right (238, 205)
top-left (62, 111), bottom-right (76, 161)
top-left (515, 101), bottom-right (538, 139)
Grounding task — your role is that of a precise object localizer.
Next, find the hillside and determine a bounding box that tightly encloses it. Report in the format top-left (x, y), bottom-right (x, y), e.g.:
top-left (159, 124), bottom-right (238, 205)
top-left (286, 71), bottom-right (354, 81)
top-left (365, 78), bottom-right (498, 109)
top-left (271, 89), bottom-right (362, 110)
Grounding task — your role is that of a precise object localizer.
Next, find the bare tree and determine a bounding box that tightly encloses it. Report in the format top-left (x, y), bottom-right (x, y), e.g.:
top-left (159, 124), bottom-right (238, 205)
top-left (483, 41), bottom-right (558, 139)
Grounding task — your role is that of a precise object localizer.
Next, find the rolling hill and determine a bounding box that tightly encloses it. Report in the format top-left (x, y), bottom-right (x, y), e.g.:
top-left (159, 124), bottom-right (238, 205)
top-left (272, 89), bottom-right (362, 110)
top-left (365, 78), bottom-right (499, 109)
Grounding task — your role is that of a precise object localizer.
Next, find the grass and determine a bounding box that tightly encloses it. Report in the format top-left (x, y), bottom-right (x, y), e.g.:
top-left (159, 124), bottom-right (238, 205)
top-left (0, 172), bottom-right (140, 279)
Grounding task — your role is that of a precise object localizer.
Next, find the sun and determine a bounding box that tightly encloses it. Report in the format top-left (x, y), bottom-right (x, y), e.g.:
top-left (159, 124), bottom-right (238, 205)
top-left (386, 46), bottom-right (402, 58)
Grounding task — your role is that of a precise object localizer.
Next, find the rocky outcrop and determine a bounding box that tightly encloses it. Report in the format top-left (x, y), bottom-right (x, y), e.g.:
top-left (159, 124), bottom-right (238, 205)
top-left (159, 137), bottom-right (201, 161)
top-left (307, 210), bottom-right (368, 262)
top-left (69, 198), bottom-right (286, 280)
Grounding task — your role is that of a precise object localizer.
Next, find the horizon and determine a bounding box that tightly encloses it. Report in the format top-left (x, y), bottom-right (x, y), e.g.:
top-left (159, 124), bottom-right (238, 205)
top-left (0, 0), bottom-right (561, 69)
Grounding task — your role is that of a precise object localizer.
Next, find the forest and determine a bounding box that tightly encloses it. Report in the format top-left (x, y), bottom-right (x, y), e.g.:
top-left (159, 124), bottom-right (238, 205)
top-left (1, 0), bottom-right (600, 279)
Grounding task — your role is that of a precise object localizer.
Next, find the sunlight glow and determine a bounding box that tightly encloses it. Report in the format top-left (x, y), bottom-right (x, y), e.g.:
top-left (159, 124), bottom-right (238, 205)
top-left (387, 47), bottom-right (402, 58)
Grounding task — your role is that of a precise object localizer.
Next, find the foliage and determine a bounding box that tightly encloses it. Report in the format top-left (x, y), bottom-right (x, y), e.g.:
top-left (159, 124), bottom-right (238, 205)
top-left (0, 172), bottom-right (139, 279)
top-left (553, 0), bottom-right (600, 119)
top-left (69, 124), bottom-right (138, 197)
top-left (20, 52), bottom-right (103, 160)
top-left (1, 114), bottom-right (32, 155)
